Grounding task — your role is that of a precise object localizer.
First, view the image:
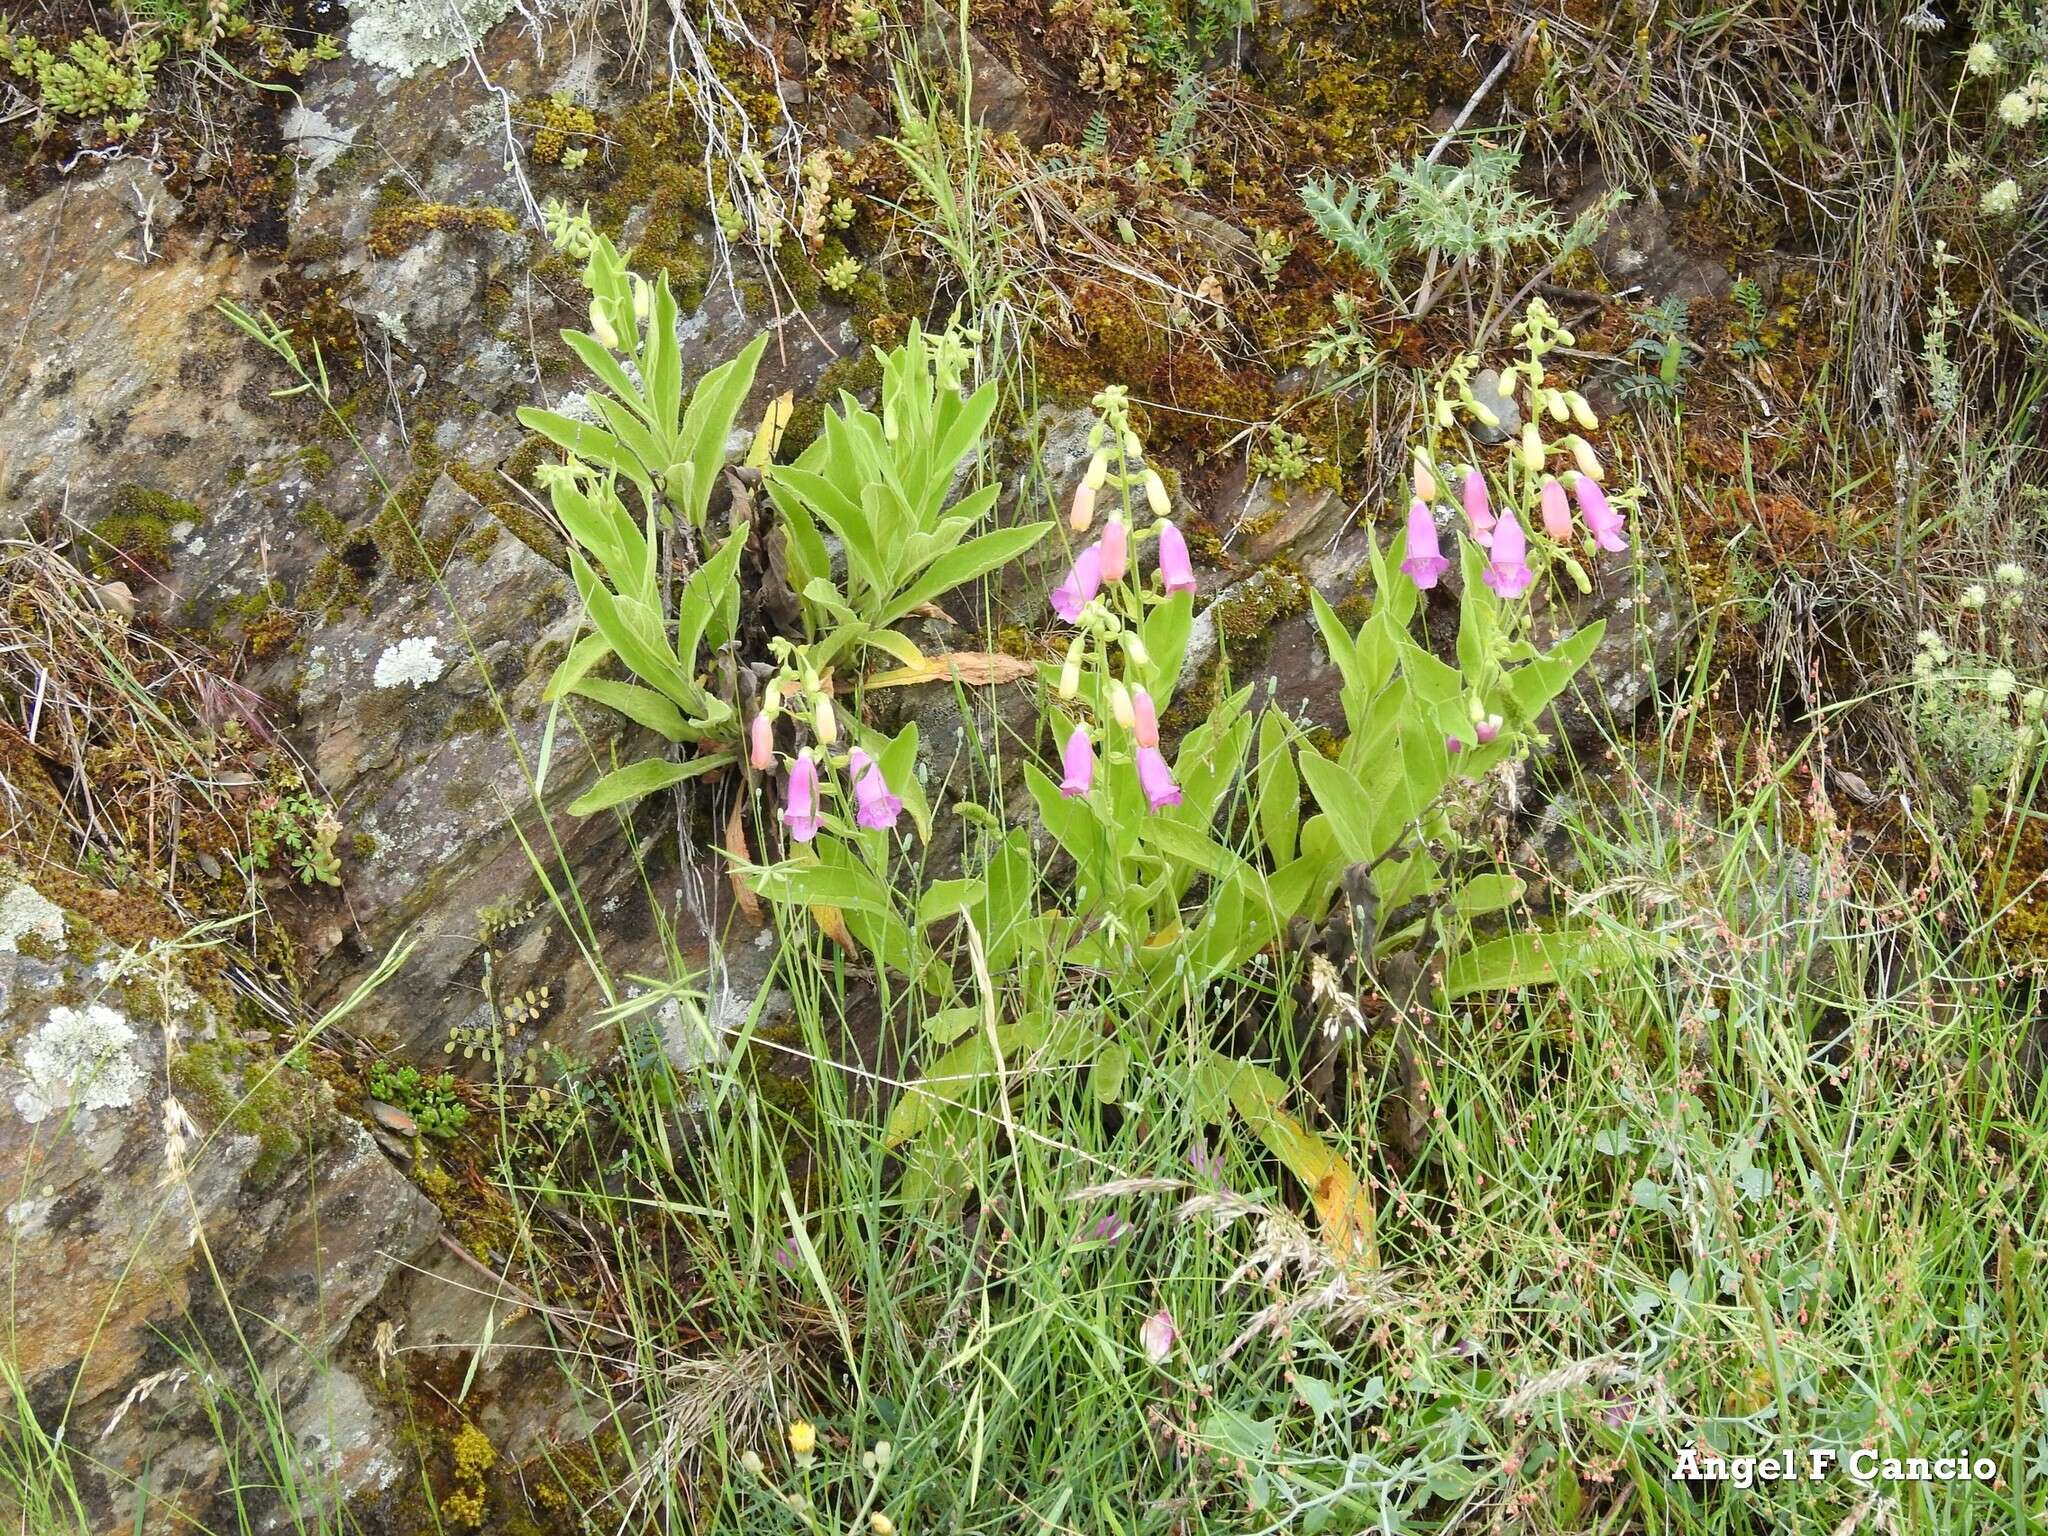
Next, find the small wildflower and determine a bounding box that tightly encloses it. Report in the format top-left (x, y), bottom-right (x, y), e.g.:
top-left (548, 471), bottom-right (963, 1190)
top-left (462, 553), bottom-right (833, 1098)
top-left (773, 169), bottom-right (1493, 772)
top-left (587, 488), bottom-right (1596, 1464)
top-left (741, 1450), bottom-right (765, 1478)
top-left (1475, 714), bottom-right (1503, 744)
top-left (1100, 514), bottom-right (1129, 582)
top-left (787, 1420), bottom-right (817, 1464)
top-left (1050, 544), bottom-right (1105, 622)
top-left (1136, 745), bottom-right (1181, 810)
top-left (1965, 37), bottom-right (2001, 75)
top-left (1130, 687), bottom-right (1161, 749)
top-left (1086, 1212), bottom-right (1131, 1244)
top-left (1981, 178), bottom-right (2022, 216)
top-left (1987, 667), bottom-right (2018, 702)
top-left (1998, 88), bottom-right (2036, 127)
top-left (1462, 468), bottom-right (1496, 544)
top-left (2024, 688), bottom-right (2046, 721)
top-left (870, 1517), bottom-right (897, 1536)
top-left (1912, 652), bottom-right (1937, 680)
top-left (749, 711), bottom-right (775, 771)
top-left (1446, 733), bottom-right (1465, 754)
top-left (814, 694), bottom-right (839, 747)
top-left (1539, 476), bottom-right (1573, 541)
top-left (1139, 1307), bottom-right (1178, 1365)
top-left (587, 297), bottom-right (620, 350)
top-left (1573, 476), bottom-right (1629, 554)
top-left (1400, 499), bottom-right (1450, 589)
top-left (783, 751), bottom-right (822, 843)
top-left (1060, 726), bottom-right (1096, 797)
top-left (1996, 561), bottom-right (2028, 586)
top-left (1481, 506), bottom-right (1534, 599)
top-left (847, 748), bottom-right (904, 831)
top-left (1155, 521), bottom-right (1198, 596)
top-left (1960, 584), bottom-right (1988, 610)
top-left (1188, 1140), bottom-right (1224, 1181)
top-left (771, 1237), bottom-right (800, 1273)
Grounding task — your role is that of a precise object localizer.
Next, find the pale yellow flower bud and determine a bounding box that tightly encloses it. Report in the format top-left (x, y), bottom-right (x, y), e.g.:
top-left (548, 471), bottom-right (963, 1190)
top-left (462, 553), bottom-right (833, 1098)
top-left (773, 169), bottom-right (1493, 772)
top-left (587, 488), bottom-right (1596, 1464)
top-left (1108, 680), bottom-right (1135, 729)
top-left (1520, 421), bottom-right (1546, 473)
top-left (1546, 389), bottom-right (1569, 423)
top-left (1410, 451), bottom-right (1437, 504)
top-left (588, 298), bottom-right (619, 350)
top-left (1070, 480), bottom-right (1097, 532)
top-left (1143, 469), bottom-right (1171, 518)
top-left (813, 696), bottom-right (838, 747)
top-left (870, 1516), bottom-right (897, 1536)
top-left (1566, 390), bottom-right (1599, 432)
top-left (1058, 637), bottom-right (1085, 700)
top-left (1084, 450), bottom-right (1109, 490)
top-left (1569, 435), bottom-right (1604, 483)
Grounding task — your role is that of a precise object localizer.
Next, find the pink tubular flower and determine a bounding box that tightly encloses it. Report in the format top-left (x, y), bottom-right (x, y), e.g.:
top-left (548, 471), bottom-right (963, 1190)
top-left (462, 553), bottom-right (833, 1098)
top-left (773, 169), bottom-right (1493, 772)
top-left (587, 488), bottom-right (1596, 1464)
top-left (748, 711), bottom-right (775, 771)
top-left (1539, 476), bottom-right (1573, 541)
top-left (1462, 469), bottom-right (1496, 544)
top-left (1475, 714), bottom-right (1502, 744)
top-left (1481, 506), bottom-right (1534, 599)
top-left (1400, 498), bottom-right (1450, 589)
top-left (846, 748), bottom-right (903, 831)
top-left (1445, 733), bottom-right (1465, 754)
top-left (1140, 1307), bottom-right (1178, 1365)
top-left (1131, 687), bottom-right (1160, 749)
top-left (782, 750), bottom-right (822, 842)
top-left (1060, 725), bottom-right (1095, 797)
top-left (1050, 543), bottom-right (1104, 622)
top-left (1136, 744), bottom-right (1181, 811)
top-left (1155, 520), bottom-right (1198, 597)
top-left (1574, 476), bottom-right (1629, 553)
top-left (1100, 515), bottom-right (1129, 582)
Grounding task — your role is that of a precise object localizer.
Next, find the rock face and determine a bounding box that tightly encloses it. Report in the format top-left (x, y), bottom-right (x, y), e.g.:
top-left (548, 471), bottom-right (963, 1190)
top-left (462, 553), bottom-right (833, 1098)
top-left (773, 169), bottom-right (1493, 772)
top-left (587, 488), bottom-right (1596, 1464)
top-left (0, 873), bottom-right (440, 1533)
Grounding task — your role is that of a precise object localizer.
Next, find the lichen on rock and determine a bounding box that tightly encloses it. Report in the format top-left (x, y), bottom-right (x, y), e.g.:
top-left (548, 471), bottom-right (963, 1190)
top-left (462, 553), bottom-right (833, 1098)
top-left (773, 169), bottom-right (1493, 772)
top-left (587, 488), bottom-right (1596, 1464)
top-left (12, 1002), bottom-right (147, 1123)
top-left (345, 0), bottom-right (532, 77)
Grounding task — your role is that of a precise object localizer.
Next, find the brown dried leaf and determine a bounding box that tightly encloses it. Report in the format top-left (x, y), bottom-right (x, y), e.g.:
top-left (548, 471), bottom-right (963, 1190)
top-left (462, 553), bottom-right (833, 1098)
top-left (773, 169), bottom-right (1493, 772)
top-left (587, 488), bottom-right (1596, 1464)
top-left (864, 651), bottom-right (1036, 690)
top-left (724, 799), bottom-right (763, 926)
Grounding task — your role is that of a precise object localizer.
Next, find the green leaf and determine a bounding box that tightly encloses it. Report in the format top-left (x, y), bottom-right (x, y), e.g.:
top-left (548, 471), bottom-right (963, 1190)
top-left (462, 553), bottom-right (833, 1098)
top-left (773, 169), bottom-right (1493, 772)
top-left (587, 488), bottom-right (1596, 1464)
top-left (1440, 923), bottom-right (1627, 999)
top-left (543, 631), bottom-right (613, 702)
top-left (567, 752), bottom-right (733, 815)
top-left (570, 679), bottom-right (690, 741)
top-left (676, 332), bottom-right (768, 528)
top-left (1090, 1041), bottom-right (1130, 1104)
top-left (1256, 710), bottom-right (1300, 863)
top-left (1450, 871), bottom-right (1525, 918)
top-left (676, 527), bottom-right (749, 663)
top-left (563, 330), bottom-right (653, 431)
top-left (884, 521), bottom-right (1052, 624)
top-left (1298, 751), bottom-right (1379, 863)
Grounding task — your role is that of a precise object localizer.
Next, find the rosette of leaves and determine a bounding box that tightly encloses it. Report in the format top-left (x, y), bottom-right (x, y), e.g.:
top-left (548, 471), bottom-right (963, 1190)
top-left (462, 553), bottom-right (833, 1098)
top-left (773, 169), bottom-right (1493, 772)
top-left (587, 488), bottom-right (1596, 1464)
top-left (517, 226), bottom-right (769, 815)
top-left (763, 324), bottom-right (1051, 669)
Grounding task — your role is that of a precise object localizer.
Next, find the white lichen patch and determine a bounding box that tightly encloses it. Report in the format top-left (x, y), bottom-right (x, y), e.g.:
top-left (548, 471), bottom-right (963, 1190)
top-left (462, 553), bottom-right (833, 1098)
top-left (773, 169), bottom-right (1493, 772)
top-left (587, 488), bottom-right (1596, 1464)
top-left (14, 1004), bottom-right (147, 1123)
top-left (345, 0), bottom-right (521, 78)
top-left (0, 883), bottom-right (65, 955)
top-left (372, 635), bottom-right (445, 691)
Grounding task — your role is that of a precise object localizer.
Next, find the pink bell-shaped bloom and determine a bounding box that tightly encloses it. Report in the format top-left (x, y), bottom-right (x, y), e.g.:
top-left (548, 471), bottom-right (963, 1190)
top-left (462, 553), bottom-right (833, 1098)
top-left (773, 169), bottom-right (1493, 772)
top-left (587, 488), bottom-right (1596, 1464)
top-left (748, 711), bottom-right (775, 771)
top-left (1140, 1307), bottom-right (1178, 1365)
top-left (1539, 476), bottom-right (1573, 541)
top-left (1462, 469), bottom-right (1496, 545)
top-left (1475, 714), bottom-right (1503, 744)
top-left (1574, 476), bottom-right (1629, 553)
top-left (846, 747), bottom-right (903, 831)
top-left (1131, 687), bottom-right (1160, 749)
top-left (1136, 744), bottom-right (1181, 811)
top-left (1481, 506), bottom-right (1535, 599)
top-left (782, 750), bottom-right (822, 843)
top-left (1050, 543), bottom-right (1104, 622)
top-left (1400, 498), bottom-right (1450, 589)
top-left (1445, 733), bottom-right (1465, 754)
top-left (1060, 725), bottom-right (1095, 796)
top-left (1155, 520), bottom-right (1198, 597)
top-left (1100, 515), bottom-right (1129, 582)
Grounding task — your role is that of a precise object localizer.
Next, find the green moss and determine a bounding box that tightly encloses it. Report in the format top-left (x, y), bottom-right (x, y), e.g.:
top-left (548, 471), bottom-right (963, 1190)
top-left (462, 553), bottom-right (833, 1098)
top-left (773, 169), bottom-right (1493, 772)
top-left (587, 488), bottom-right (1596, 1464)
top-left (365, 201), bottom-right (519, 262)
top-left (1213, 558), bottom-right (1311, 644)
top-left (299, 497), bottom-right (349, 548)
top-left (87, 484), bottom-right (199, 578)
top-left (780, 346), bottom-right (886, 460)
top-left (169, 1037), bottom-right (316, 1187)
top-left (442, 697), bottom-right (502, 737)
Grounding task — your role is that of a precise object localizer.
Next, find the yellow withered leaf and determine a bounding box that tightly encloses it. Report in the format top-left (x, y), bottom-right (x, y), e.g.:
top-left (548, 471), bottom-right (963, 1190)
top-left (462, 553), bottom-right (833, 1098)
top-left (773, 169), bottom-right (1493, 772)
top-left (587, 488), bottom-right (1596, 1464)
top-left (746, 391), bottom-right (794, 468)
